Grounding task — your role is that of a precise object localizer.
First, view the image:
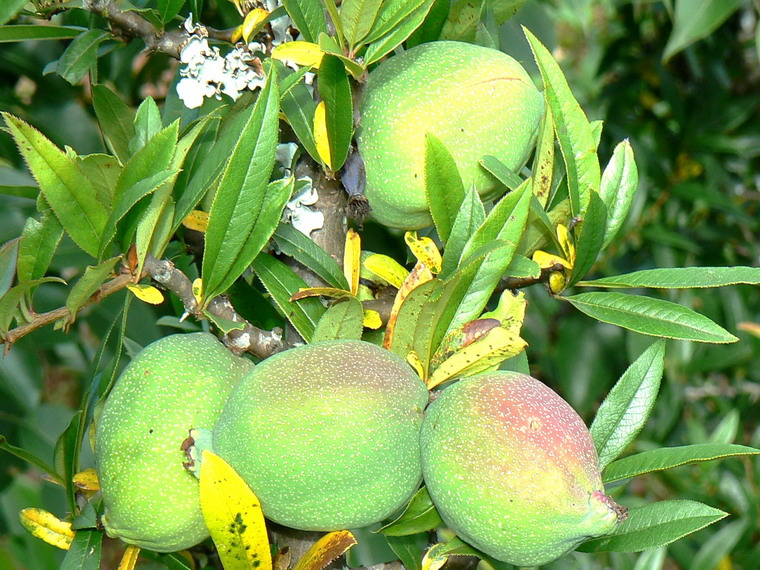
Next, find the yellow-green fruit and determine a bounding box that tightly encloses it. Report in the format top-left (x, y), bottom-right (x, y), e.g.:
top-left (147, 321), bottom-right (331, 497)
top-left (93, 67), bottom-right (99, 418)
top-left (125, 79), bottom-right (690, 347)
top-left (420, 372), bottom-right (625, 566)
top-left (357, 41), bottom-right (544, 230)
top-left (95, 332), bottom-right (253, 552)
top-left (212, 340), bottom-right (429, 530)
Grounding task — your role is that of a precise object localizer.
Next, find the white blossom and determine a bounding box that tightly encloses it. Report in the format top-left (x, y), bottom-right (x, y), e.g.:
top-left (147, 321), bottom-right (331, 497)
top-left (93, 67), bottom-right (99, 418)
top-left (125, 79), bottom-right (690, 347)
top-left (283, 177), bottom-right (324, 236)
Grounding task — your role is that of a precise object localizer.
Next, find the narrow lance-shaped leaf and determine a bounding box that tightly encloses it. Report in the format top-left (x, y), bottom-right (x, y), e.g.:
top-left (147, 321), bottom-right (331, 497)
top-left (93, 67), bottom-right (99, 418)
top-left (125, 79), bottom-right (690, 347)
top-left (202, 70), bottom-right (281, 301)
top-left (530, 110), bottom-right (555, 207)
top-left (363, 0), bottom-right (434, 65)
top-left (425, 133), bottom-right (465, 243)
top-left (599, 140), bottom-right (638, 248)
top-left (562, 292), bottom-right (739, 344)
top-left (60, 524), bottom-right (103, 569)
top-left (276, 62), bottom-right (321, 163)
top-left (524, 28), bottom-right (600, 217)
top-left (568, 190), bottom-right (607, 286)
top-left (293, 531), bottom-right (357, 570)
top-left (57, 30), bottom-right (109, 86)
top-left (603, 443), bottom-right (760, 484)
top-left (273, 223), bottom-right (349, 290)
top-left (578, 266), bottom-right (760, 289)
top-left (130, 97), bottom-right (163, 154)
top-left (281, 0), bottom-right (328, 43)
top-left (590, 340), bottom-right (665, 470)
top-left (341, 0), bottom-right (383, 50)
top-left (662, 0), bottom-right (743, 62)
top-left (317, 55), bottom-right (352, 172)
top-left (439, 0), bottom-right (525, 42)
top-left (440, 184), bottom-right (485, 277)
top-left (578, 501), bottom-right (727, 553)
top-left (0, 238), bottom-right (19, 298)
top-left (92, 84), bottom-right (136, 164)
top-left (0, 25), bottom-right (85, 43)
top-left (0, 0), bottom-right (27, 25)
top-left (65, 257), bottom-right (122, 318)
top-left (2, 113), bottom-right (108, 257)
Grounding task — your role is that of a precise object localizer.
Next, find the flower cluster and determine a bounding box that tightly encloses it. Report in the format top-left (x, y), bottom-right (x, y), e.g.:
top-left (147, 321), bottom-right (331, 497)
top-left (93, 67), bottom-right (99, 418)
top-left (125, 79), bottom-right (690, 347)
top-left (176, 17), bottom-right (267, 109)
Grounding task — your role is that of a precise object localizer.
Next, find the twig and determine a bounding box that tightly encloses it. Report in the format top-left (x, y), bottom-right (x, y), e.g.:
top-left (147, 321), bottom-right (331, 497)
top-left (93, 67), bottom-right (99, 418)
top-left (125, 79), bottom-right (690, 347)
top-left (499, 262), bottom-right (568, 291)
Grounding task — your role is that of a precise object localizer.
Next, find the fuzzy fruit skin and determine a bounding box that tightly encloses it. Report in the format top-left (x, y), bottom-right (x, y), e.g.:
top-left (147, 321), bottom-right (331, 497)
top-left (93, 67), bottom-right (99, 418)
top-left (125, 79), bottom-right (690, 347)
top-left (212, 340), bottom-right (429, 531)
top-left (95, 332), bottom-right (253, 552)
top-left (357, 41), bottom-right (544, 230)
top-left (420, 372), bottom-right (622, 566)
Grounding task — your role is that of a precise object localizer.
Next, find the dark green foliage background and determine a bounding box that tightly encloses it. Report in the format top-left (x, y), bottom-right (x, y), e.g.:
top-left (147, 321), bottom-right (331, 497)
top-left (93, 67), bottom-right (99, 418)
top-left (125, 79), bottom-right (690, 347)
top-left (1, 0), bottom-right (758, 568)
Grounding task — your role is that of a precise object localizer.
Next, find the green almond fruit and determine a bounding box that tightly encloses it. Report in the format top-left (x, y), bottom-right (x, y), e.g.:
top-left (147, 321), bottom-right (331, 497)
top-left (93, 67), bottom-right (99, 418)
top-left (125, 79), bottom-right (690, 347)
top-left (357, 40), bottom-right (544, 230)
top-left (420, 371), bottom-right (625, 566)
top-left (95, 332), bottom-right (253, 552)
top-left (212, 339), bottom-right (429, 531)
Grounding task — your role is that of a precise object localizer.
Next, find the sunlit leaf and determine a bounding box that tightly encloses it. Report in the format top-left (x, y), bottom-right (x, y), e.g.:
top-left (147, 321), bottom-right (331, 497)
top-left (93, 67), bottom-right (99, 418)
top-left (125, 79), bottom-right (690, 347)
top-left (293, 530), bottom-right (356, 570)
top-left (126, 284), bottom-right (165, 305)
top-left (117, 545), bottom-right (141, 570)
top-left (405, 232), bottom-right (442, 274)
top-left (272, 40), bottom-right (325, 67)
top-left (364, 254), bottom-right (408, 289)
top-left (19, 508), bottom-right (74, 550)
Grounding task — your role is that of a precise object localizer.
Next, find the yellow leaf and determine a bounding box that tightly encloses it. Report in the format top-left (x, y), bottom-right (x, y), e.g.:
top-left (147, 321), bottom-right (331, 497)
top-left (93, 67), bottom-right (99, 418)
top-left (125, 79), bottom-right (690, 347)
top-left (72, 468), bottom-right (99, 492)
top-left (117, 544), bottom-right (141, 570)
top-left (344, 229), bottom-right (361, 296)
top-left (406, 350), bottom-right (425, 379)
top-left (738, 322), bottom-right (760, 338)
top-left (383, 261), bottom-right (434, 349)
top-left (126, 284), bottom-right (164, 305)
top-left (231, 25), bottom-right (243, 43)
top-left (404, 232), bottom-right (442, 274)
top-left (313, 101), bottom-right (331, 169)
top-left (363, 254), bottom-right (408, 289)
top-left (183, 210), bottom-right (209, 233)
top-left (532, 250), bottom-right (572, 270)
top-left (200, 450), bottom-right (271, 570)
top-left (363, 309), bottom-right (382, 330)
top-left (192, 278), bottom-right (203, 307)
top-left (19, 508), bottom-right (75, 550)
top-left (242, 8), bottom-right (269, 43)
top-left (292, 287), bottom-right (355, 301)
top-left (481, 290), bottom-right (527, 337)
top-left (293, 530), bottom-right (357, 570)
top-left (557, 224), bottom-right (576, 266)
top-left (427, 327), bottom-right (528, 389)
top-left (272, 41), bottom-right (324, 68)
top-left (421, 544), bottom-right (448, 570)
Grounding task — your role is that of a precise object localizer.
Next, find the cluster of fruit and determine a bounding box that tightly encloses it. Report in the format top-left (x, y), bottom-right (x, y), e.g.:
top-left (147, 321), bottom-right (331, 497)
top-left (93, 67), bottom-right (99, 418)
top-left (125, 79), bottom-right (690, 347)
top-left (95, 333), bottom-right (624, 566)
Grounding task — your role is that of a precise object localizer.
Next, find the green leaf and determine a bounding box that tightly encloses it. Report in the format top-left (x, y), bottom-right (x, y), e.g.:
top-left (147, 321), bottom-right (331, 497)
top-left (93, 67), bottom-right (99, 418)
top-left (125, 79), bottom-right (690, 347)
top-left (92, 84), bottom-right (136, 164)
top-left (599, 140), bottom-right (638, 248)
top-left (578, 501), bottom-right (727, 553)
top-left (480, 154), bottom-right (522, 190)
top-left (0, 185), bottom-right (37, 198)
top-left (505, 254), bottom-right (540, 280)
top-left (425, 133), bottom-right (465, 243)
top-left (525, 28), bottom-right (600, 218)
top-left (322, 0), bottom-right (345, 45)
top-left (691, 519), bottom-right (747, 570)
top-left (568, 190), bottom-right (607, 286)
top-left (157, 0), bottom-right (185, 23)
top-left (203, 310), bottom-right (246, 334)
top-left (2, 113), bottom-right (108, 257)
top-left (590, 340), bottom-right (665, 470)
top-left (0, 435), bottom-right (63, 484)
top-left (562, 292), bottom-right (739, 344)
top-left (406, 0), bottom-right (450, 46)
top-left (0, 25), bottom-right (85, 42)
top-left (0, 238), bottom-right (19, 298)
top-left (0, 277), bottom-right (66, 333)
top-left (202, 73), bottom-right (281, 300)
top-left (439, 0), bottom-right (524, 42)
top-left (252, 253), bottom-right (325, 342)
top-left (56, 30), bottom-right (109, 85)
top-left (273, 223), bottom-right (349, 289)
top-left (16, 212), bottom-right (64, 283)
top-left (378, 486), bottom-right (443, 536)
top-left (130, 97), bottom-right (163, 154)
top-left (385, 535), bottom-right (424, 570)
top-left (663, 0), bottom-right (743, 62)
top-left (529, 110), bottom-right (555, 208)
top-left (277, 63), bottom-right (320, 163)
top-left (317, 55), bottom-right (352, 172)
top-left (363, 0), bottom-right (434, 65)
top-left (474, 0), bottom-right (498, 50)
top-left (388, 278), bottom-right (443, 365)
top-left (60, 528), bottom-right (103, 570)
top-left (54, 409), bottom-right (82, 514)
top-left (603, 443), bottom-right (760, 484)
top-left (341, 0), bottom-right (383, 50)
top-left (0, 0), bottom-right (27, 25)
top-left (76, 153), bottom-right (121, 206)
top-left (578, 266), bottom-right (760, 289)
top-left (65, 257), bottom-right (121, 317)
top-left (312, 297), bottom-right (364, 342)
top-left (282, 0), bottom-right (327, 43)
top-left (440, 184), bottom-right (485, 277)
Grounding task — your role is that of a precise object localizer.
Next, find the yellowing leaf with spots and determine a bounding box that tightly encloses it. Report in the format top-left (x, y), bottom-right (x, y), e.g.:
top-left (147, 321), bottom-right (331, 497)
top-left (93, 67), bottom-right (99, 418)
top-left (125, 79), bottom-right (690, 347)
top-left (73, 468), bottom-right (99, 492)
top-left (427, 327), bottom-right (527, 389)
top-left (363, 254), bottom-right (408, 288)
top-left (117, 544), bottom-right (141, 570)
top-left (242, 8), bottom-right (269, 43)
top-left (192, 278), bottom-right (204, 307)
top-left (363, 309), bottom-right (382, 329)
top-left (272, 41), bottom-right (325, 68)
top-left (293, 530), bottom-right (357, 570)
top-left (557, 224), bottom-right (576, 266)
top-left (421, 544), bottom-right (448, 570)
top-left (19, 508), bottom-right (75, 550)
top-left (383, 261), bottom-right (434, 350)
top-left (405, 232), bottom-right (442, 274)
top-left (127, 284), bottom-right (164, 305)
top-left (183, 210), bottom-right (210, 233)
top-left (532, 250), bottom-right (572, 270)
top-left (313, 101), bottom-right (331, 169)
top-left (292, 287), bottom-right (355, 301)
top-left (406, 350), bottom-right (425, 379)
top-left (200, 450), bottom-right (271, 570)
top-left (481, 290), bottom-right (527, 337)
top-left (344, 229), bottom-right (361, 295)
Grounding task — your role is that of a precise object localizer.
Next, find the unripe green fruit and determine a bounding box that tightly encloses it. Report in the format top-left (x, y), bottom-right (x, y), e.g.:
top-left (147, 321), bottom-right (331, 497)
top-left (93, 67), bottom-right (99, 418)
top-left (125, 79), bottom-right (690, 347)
top-left (95, 332), bottom-right (253, 552)
top-left (357, 41), bottom-right (544, 230)
top-left (420, 372), bottom-right (624, 566)
top-left (212, 340), bottom-right (429, 531)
